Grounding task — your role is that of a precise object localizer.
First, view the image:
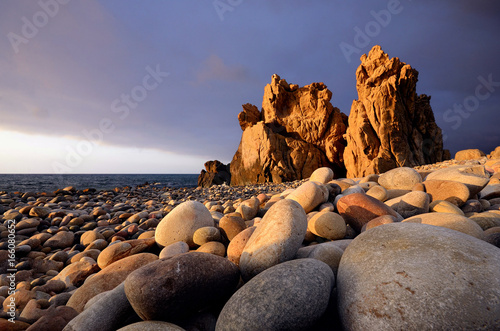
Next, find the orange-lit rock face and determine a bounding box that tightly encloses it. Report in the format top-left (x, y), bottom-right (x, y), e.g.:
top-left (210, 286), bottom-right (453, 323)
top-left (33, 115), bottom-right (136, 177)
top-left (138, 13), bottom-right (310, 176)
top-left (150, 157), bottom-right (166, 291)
top-left (344, 45), bottom-right (445, 178)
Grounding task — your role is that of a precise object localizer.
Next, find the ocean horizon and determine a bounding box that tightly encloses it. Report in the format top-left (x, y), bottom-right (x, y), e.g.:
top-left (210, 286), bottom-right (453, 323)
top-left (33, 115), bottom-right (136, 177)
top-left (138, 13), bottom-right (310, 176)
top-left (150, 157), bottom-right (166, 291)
top-left (0, 174), bottom-right (199, 193)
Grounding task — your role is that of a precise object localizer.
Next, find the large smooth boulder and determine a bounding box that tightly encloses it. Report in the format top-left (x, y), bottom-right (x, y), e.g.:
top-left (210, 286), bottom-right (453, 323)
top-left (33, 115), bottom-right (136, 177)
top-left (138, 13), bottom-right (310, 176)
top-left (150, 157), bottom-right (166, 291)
top-left (384, 191), bottom-right (429, 218)
top-left (455, 149), bottom-right (486, 160)
top-left (378, 167), bottom-right (422, 190)
top-left (216, 259), bottom-right (334, 331)
top-left (425, 165), bottom-right (490, 197)
top-left (337, 192), bottom-right (403, 232)
top-left (403, 212), bottom-right (484, 239)
top-left (239, 199), bottom-right (307, 281)
top-left (124, 252), bottom-right (240, 322)
top-left (337, 222), bottom-right (500, 330)
top-left (423, 179), bottom-right (470, 206)
top-left (286, 181), bottom-right (329, 213)
top-left (155, 201), bottom-right (214, 248)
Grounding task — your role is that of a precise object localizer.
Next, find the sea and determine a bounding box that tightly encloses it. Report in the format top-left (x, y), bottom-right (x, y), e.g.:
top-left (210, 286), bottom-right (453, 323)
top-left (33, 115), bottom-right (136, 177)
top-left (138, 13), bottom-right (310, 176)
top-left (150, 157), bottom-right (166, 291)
top-left (0, 174), bottom-right (199, 193)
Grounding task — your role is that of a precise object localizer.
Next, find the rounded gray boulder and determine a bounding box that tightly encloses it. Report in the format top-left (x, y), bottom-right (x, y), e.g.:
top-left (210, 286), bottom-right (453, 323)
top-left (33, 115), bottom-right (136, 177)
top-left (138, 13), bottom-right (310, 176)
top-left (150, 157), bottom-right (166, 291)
top-left (337, 222), bottom-right (500, 330)
top-left (216, 258), bottom-right (334, 331)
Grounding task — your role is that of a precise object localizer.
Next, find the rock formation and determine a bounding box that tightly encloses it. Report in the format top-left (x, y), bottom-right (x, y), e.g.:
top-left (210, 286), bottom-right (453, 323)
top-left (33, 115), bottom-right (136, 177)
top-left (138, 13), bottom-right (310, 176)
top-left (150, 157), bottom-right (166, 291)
top-left (230, 75), bottom-right (348, 186)
top-left (343, 45), bottom-right (445, 178)
top-left (197, 160), bottom-right (231, 187)
top-left (230, 122), bottom-right (329, 185)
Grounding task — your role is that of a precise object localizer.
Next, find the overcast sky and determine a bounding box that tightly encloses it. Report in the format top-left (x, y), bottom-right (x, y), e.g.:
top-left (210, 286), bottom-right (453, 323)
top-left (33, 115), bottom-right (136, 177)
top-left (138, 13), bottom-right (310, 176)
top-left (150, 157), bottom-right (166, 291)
top-left (0, 0), bottom-right (499, 174)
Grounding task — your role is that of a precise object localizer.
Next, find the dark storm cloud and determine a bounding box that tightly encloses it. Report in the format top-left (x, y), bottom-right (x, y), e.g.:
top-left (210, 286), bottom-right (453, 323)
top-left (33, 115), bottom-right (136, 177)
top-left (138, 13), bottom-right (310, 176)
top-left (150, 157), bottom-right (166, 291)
top-left (0, 0), bottom-right (498, 170)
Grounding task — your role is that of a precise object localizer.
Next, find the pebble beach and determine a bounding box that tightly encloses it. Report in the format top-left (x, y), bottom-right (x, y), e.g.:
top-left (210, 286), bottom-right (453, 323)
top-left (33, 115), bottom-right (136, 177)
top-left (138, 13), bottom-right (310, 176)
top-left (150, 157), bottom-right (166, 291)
top-left (1, 152), bottom-right (500, 330)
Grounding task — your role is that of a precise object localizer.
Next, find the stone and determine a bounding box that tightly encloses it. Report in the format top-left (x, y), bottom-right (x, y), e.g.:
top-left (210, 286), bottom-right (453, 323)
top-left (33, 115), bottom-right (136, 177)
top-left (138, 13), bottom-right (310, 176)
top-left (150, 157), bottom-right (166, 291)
top-left (196, 242), bottom-right (226, 257)
top-left (43, 231), bottom-right (75, 249)
top-left (97, 238), bottom-right (155, 269)
top-left (240, 199), bottom-right (307, 281)
top-left (155, 201), bottom-right (214, 248)
top-left (80, 231), bottom-right (105, 246)
top-left (384, 191), bottom-right (429, 218)
top-left (197, 160), bottom-right (231, 188)
top-left (423, 179), bottom-right (470, 206)
top-left (296, 243), bottom-right (344, 276)
top-left (343, 46), bottom-right (445, 178)
top-left (52, 257), bottom-right (99, 287)
top-left (218, 215), bottom-right (246, 241)
top-left (337, 192), bottom-right (403, 233)
top-left (479, 184), bottom-right (500, 200)
top-left (429, 200), bottom-right (465, 215)
top-left (117, 321), bottom-right (186, 331)
top-left (461, 199), bottom-right (483, 214)
top-left (159, 241), bottom-right (189, 259)
top-left (361, 215), bottom-right (397, 232)
top-left (286, 181), bottom-right (329, 213)
top-left (26, 305), bottom-right (78, 331)
top-left (216, 259), bottom-right (334, 331)
top-left (29, 206), bottom-right (51, 218)
top-left (365, 185), bottom-right (388, 202)
top-left (0, 318), bottom-right (31, 330)
top-left (403, 213), bottom-right (483, 239)
top-left (48, 293), bottom-right (72, 307)
top-left (15, 219), bottom-right (40, 230)
top-left (66, 253), bottom-right (158, 313)
top-left (489, 146), bottom-right (500, 158)
top-left (63, 283), bottom-right (135, 331)
top-left (455, 148), bottom-right (486, 160)
top-left (192, 226), bottom-right (221, 246)
top-left (70, 249), bottom-right (100, 264)
top-left (3, 288), bottom-right (36, 312)
top-left (308, 211), bottom-right (346, 240)
top-left (235, 197), bottom-right (260, 220)
top-left (468, 212), bottom-right (500, 230)
top-left (425, 165), bottom-right (490, 197)
top-left (378, 167), bottom-right (422, 190)
top-left (337, 222), bottom-right (500, 330)
top-left (227, 226), bottom-right (256, 266)
top-left (310, 167), bottom-right (334, 184)
top-left (124, 252), bottom-right (240, 322)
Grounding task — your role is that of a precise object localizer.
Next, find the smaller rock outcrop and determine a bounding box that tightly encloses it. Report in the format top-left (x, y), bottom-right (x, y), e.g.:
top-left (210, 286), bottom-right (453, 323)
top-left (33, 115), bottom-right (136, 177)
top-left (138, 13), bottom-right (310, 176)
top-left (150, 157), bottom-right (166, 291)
top-left (198, 160), bottom-right (231, 187)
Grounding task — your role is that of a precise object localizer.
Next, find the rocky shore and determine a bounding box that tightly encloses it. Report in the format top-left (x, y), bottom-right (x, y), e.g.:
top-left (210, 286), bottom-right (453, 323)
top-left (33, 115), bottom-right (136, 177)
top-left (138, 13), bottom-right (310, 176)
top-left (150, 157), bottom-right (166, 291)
top-left (1, 150), bottom-right (500, 330)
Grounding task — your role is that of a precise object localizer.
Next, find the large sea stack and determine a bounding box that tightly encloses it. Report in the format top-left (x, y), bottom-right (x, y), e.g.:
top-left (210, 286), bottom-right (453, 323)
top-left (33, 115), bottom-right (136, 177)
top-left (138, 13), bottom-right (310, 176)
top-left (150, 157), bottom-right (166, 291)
top-left (343, 45), bottom-right (445, 178)
top-left (230, 75), bottom-right (348, 186)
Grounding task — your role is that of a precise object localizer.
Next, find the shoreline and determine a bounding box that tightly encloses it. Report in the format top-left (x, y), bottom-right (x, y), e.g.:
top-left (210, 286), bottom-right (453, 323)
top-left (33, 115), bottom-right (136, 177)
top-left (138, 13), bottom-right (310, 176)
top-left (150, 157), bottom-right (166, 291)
top-left (0, 154), bottom-right (499, 329)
